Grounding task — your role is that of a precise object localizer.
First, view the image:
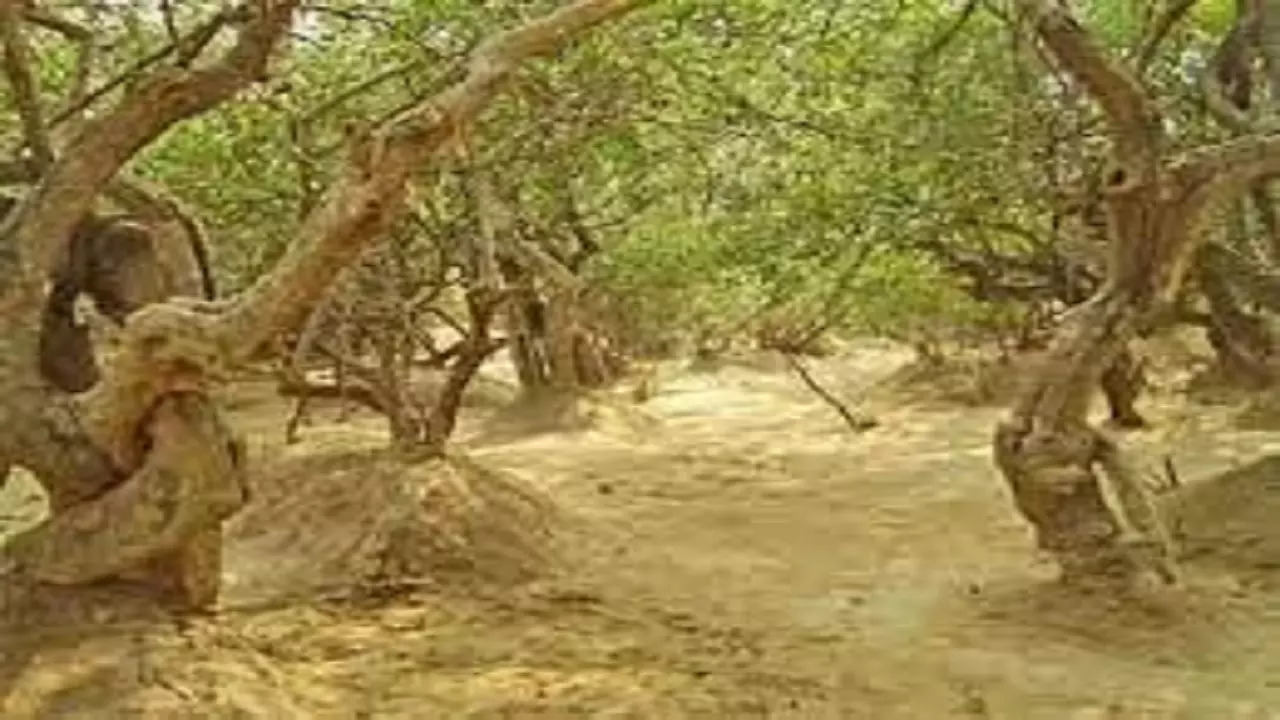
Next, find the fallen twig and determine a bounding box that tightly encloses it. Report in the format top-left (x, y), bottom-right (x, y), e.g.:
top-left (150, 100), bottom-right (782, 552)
top-left (779, 351), bottom-right (877, 433)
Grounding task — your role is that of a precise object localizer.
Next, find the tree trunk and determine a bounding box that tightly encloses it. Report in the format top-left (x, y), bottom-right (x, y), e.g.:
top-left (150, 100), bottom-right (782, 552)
top-left (995, 289), bottom-right (1176, 585)
top-left (995, 0), bottom-right (1280, 588)
top-left (1197, 243), bottom-right (1278, 385)
top-left (422, 293), bottom-right (504, 453)
top-left (0, 0), bottom-right (646, 625)
top-left (1100, 346), bottom-right (1148, 428)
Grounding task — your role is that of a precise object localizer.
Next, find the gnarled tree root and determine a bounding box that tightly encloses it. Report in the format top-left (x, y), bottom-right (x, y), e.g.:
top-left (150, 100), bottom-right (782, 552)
top-left (2, 392), bottom-right (246, 610)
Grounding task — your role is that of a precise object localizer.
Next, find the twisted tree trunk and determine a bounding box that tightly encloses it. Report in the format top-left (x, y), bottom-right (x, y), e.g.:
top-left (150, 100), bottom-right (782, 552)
top-left (0, 0), bottom-right (647, 622)
top-left (996, 0), bottom-right (1280, 586)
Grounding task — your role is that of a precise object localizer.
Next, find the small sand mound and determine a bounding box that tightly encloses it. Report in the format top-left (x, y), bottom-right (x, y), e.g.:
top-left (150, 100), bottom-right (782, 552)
top-left (224, 451), bottom-right (558, 603)
top-left (1166, 454), bottom-right (1280, 575)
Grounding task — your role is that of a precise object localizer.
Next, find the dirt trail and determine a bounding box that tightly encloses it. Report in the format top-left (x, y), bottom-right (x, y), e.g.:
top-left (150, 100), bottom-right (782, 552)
top-left (7, 343), bottom-right (1280, 717)
top-left (461, 351), bottom-right (1280, 719)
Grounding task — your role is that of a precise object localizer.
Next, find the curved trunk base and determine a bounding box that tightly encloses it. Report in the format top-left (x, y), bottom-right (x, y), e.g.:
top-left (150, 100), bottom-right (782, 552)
top-left (2, 392), bottom-right (246, 611)
top-left (995, 293), bottom-right (1178, 587)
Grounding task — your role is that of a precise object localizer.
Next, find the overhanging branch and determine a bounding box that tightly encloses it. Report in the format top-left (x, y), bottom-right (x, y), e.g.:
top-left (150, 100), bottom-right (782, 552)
top-left (1133, 0), bottom-right (1200, 75)
top-left (23, 6), bottom-right (96, 115)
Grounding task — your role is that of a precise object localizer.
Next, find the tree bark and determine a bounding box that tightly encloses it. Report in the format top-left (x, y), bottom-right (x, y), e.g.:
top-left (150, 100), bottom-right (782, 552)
top-left (0, 0), bottom-right (650, 613)
top-left (995, 0), bottom-right (1280, 586)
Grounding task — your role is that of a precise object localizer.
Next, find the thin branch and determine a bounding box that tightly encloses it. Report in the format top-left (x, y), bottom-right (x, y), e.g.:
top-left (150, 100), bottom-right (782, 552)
top-left (780, 351), bottom-right (877, 433)
top-left (23, 6), bottom-right (96, 115)
top-left (3, 0), bottom-right (298, 294)
top-left (913, 0), bottom-right (979, 78)
top-left (1202, 8), bottom-right (1259, 134)
top-left (47, 5), bottom-right (243, 130)
top-left (1133, 0), bottom-right (1200, 75)
top-left (276, 371), bottom-right (390, 416)
top-left (1175, 132), bottom-right (1280, 212)
top-left (297, 59), bottom-right (427, 128)
top-left (0, 4), bottom-right (54, 170)
top-left (160, 0), bottom-right (180, 46)
top-left (173, 5), bottom-right (240, 67)
top-left (22, 8), bottom-right (92, 41)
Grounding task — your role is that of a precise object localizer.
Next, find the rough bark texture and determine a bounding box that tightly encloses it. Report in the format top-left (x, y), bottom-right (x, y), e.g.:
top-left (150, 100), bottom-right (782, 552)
top-left (996, 0), bottom-right (1280, 586)
top-left (0, 0), bottom-right (646, 615)
top-left (1197, 0), bottom-right (1280, 382)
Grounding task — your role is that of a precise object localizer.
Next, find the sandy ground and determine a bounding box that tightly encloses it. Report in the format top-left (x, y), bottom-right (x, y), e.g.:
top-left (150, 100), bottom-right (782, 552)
top-left (6, 340), bottom-right (1280, 718)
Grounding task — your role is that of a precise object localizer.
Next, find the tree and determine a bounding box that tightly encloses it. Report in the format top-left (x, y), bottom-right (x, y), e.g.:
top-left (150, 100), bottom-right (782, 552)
top-left (0, 0), bottom-right (647, 613)
top-left (992, 0), bottom-right (1280, 587)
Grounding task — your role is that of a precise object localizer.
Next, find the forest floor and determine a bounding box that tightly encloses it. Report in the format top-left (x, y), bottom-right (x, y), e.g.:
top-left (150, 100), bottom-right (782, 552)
top-left (7, 336), bottom-right (1280, 717)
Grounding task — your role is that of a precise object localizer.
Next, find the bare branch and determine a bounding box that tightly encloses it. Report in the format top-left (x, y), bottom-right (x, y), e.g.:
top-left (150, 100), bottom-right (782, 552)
top-left (1257, 0), bottom-right (1280, 100)
top-left (49, 43), bottom-right (172, 128)
top-left (173, 5), bottom-right (240, 67)
top-left (0, 4), bottom-right (54, 170)
top-left (22, 8), bottom-right (92, 41)
top-left (914, 0), bottom-right (979, 77)
top-left (160, 0), bottom-right (180, 46)
top-left (779, 352), bottom-right (877, 433)
top-left (1018, 0), bottom-right (1163, 170)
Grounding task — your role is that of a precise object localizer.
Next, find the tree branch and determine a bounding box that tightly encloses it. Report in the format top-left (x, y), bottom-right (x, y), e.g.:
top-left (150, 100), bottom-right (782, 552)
top-left (216, 0), bottom-right (649, 362)
top-left (779, 351), bottom-right (877, 433)
top-left (3, 0), bottom-right (297, 296)
top-left (1133, 0), bottom-right (1200, 76)
top-left (913, 0), bottom-right (979, 80)
top-left (1175, 132), bottom-right (1280, 212)
top-left (0, 4), bottom-right (54, 170)
top-left (23, 6), bottom-right (96, 120)
top-left (1202, 6), bottom-right (1259, 134)
top-left (1018, 0), bottom-right (1164, 170)
top-left (71, 0), bottom-right (648, 477)
top-left (106, 173), bottom-right (219, 299)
